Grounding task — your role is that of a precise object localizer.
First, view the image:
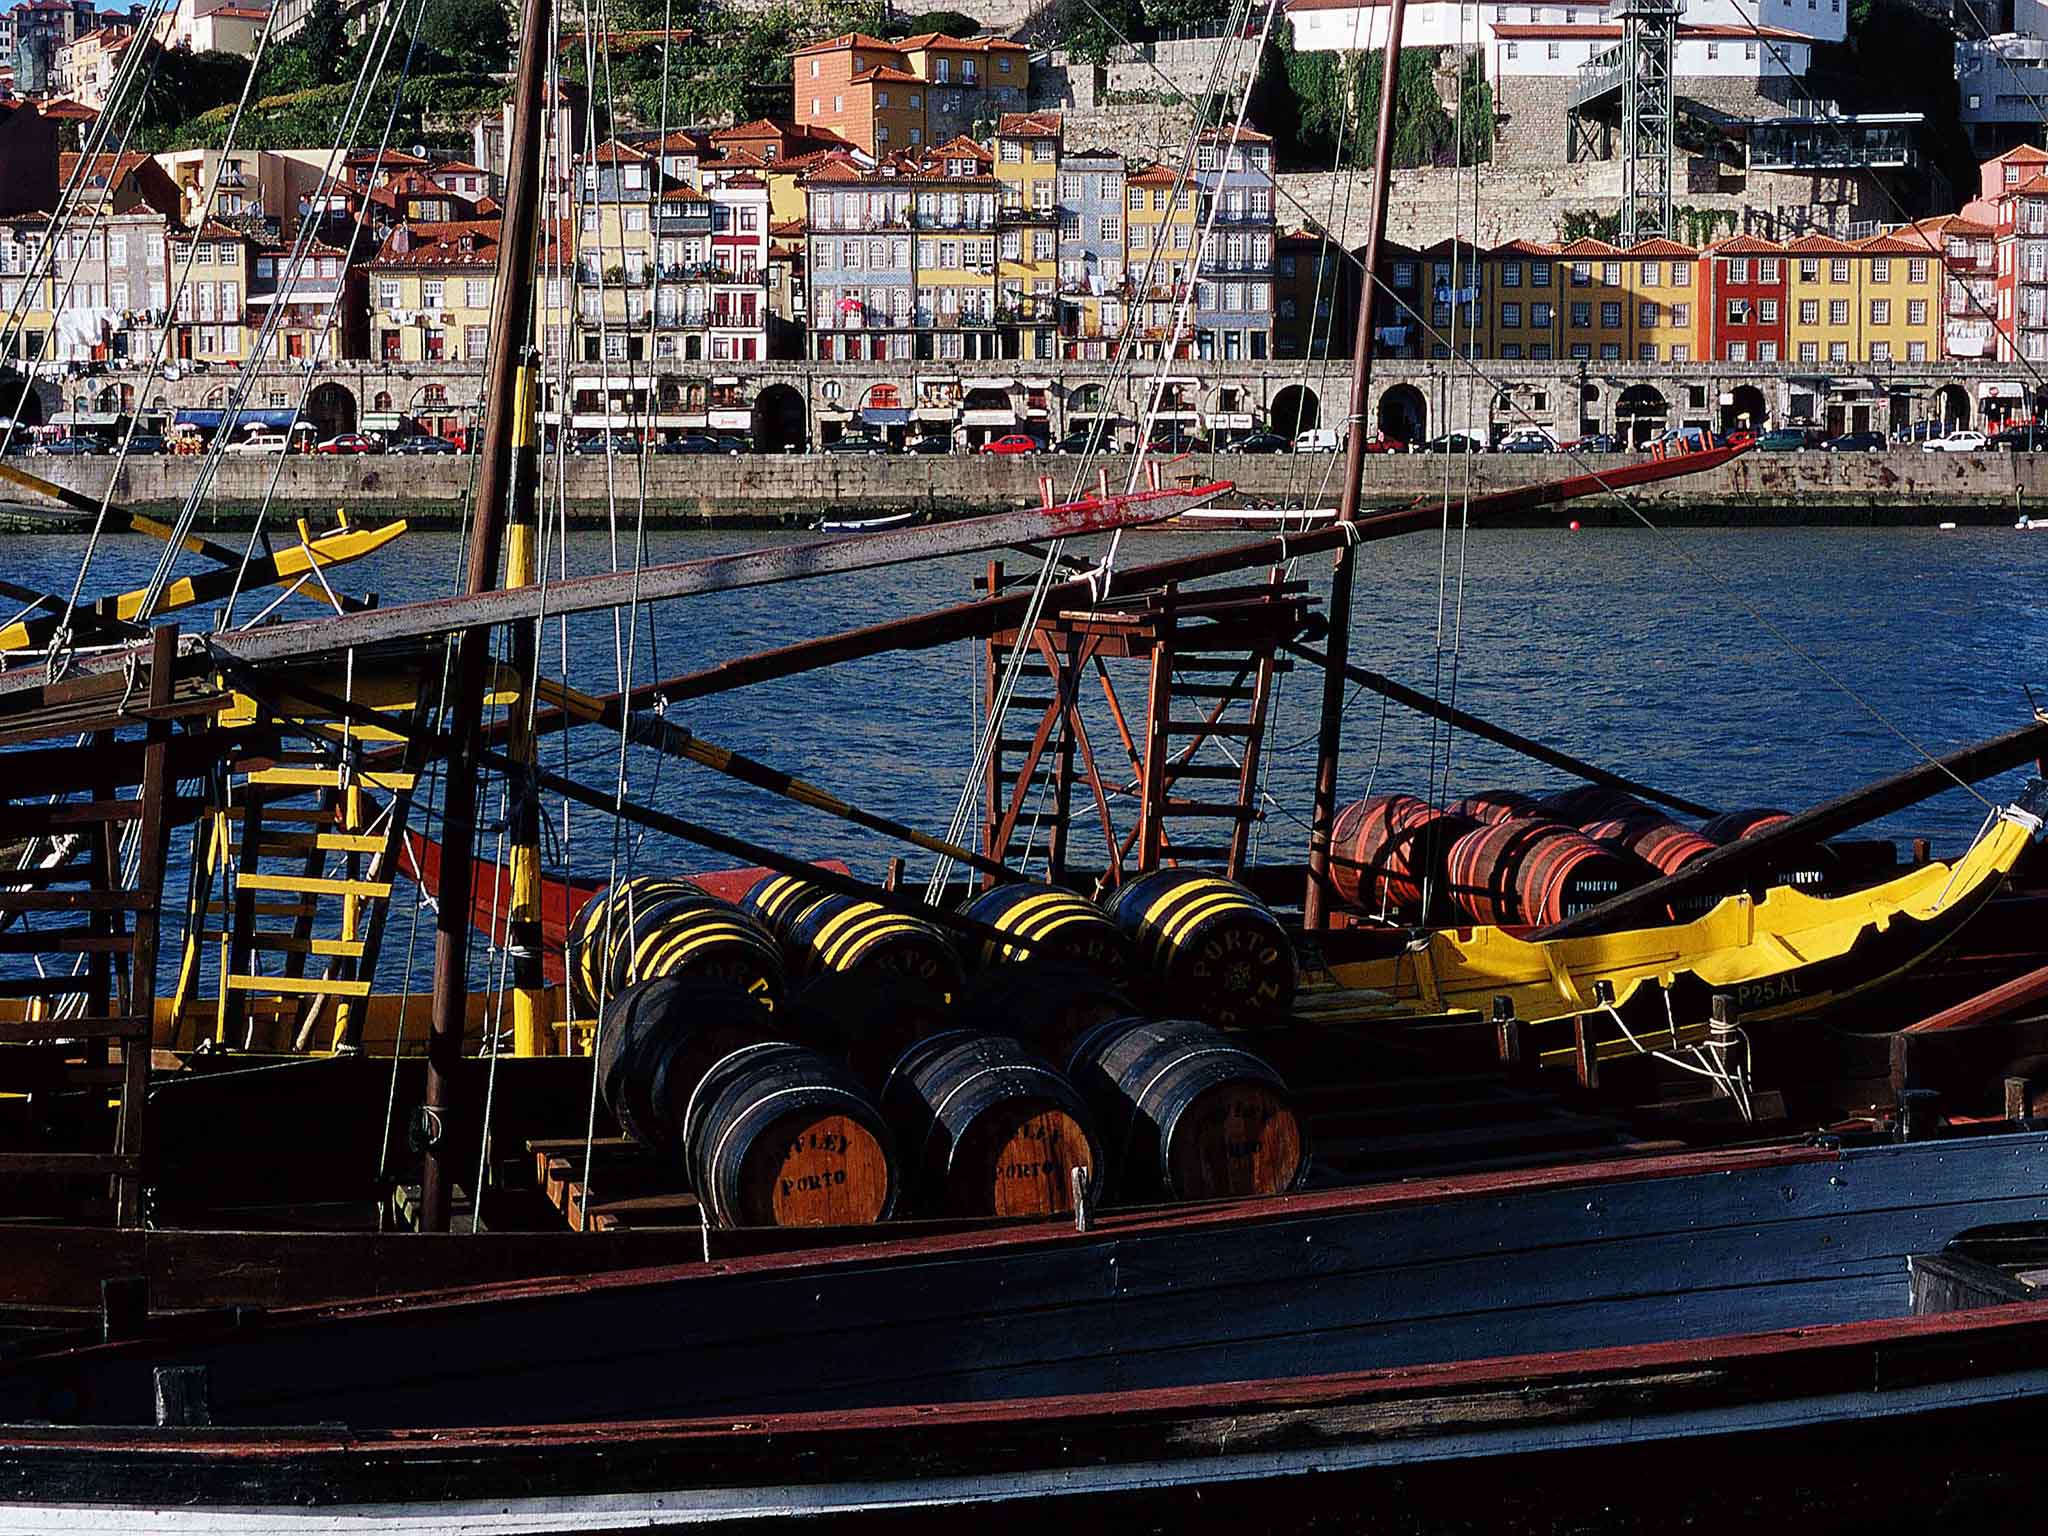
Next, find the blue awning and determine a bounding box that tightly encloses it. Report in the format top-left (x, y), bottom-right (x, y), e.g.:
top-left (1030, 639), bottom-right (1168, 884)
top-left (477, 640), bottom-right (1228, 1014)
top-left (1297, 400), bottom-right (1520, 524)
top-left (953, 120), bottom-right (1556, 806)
top-left (174, 407), bottom-right (301, 431)
top-left (861, 406), bottom-right (910, 426)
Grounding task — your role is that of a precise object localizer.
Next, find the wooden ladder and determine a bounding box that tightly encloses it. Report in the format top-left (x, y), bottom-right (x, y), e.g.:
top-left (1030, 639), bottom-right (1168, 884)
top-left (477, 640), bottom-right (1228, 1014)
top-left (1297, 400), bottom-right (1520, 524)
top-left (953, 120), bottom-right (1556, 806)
top-left (0, 627), bottom-right (177, 1225)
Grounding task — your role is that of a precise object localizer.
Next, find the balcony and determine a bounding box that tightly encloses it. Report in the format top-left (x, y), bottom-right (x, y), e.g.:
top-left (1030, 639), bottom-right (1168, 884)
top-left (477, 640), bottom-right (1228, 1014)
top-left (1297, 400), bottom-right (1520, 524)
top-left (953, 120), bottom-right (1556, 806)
top-left (913, 211), bottom-right (996, 231)
top-left (998, 201), bottom-right (1057, 223)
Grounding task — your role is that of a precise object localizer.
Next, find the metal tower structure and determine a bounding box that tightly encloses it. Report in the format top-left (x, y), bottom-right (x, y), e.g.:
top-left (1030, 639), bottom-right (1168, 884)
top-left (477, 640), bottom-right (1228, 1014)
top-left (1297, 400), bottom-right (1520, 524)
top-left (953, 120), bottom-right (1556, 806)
top-left (1618, 0), bottom-right (1679, 242)
top-left (1564, 0), bottom-right (1678, 241)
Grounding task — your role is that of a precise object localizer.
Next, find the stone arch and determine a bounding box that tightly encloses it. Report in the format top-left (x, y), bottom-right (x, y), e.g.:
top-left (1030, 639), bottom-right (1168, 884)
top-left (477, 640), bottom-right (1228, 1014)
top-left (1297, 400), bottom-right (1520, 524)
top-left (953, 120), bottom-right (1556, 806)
top-left (1935, 383), bottom-right (1971, 431)
top-left (1270, 384), bottom-right (1319, 437)
top-left (1616, 384), bottom-right (1668, 447)
top-left (751, 382), bottom-right (805, 453)
top-left (1376, 382), bottom-right (1426, 445)
top-left (1720, 383), bottom-right (1767, 434)
top-left (306, 380), bottom-right (357, 436)
top-left (0, 372), bottom-right (44, 428)
top-left (204, 384), bottom-right (233, 407)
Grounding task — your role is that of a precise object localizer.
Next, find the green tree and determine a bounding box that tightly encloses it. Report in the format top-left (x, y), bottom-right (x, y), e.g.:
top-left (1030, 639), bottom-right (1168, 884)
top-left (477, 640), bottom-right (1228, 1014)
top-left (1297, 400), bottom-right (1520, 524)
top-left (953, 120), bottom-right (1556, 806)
top-left (417, 0), bottom-right (512, 73)
top-left (891, 10), bottom-right (983, 36)
top-left (297, 0), bottom-right (349, 83)
top-left (133, 45), bottom-right (253, 132)
top-left (1056, 0), bottom-right (1139, 63)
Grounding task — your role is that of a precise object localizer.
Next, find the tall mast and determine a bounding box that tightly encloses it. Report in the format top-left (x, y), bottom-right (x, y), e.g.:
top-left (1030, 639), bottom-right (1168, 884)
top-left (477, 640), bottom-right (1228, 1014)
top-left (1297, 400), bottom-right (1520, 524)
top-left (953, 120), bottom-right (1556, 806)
top-left (1303, 0), bottom-right (1410, 929)
top-left (419, 0), bottom-right (554, 1233)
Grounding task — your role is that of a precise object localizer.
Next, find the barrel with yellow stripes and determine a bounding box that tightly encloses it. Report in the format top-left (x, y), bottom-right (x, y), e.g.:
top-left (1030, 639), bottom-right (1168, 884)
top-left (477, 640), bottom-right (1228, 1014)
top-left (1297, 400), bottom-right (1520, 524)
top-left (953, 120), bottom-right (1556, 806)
top-left (780, 891), bottom-right (966, 1001)
top-left (739, 873), bottom-right (835, 946)
top-left (567, 875), bottom-right (707, 1018)
top-left (1103, 869), bottom-right (1296, 1028)
top-left (960, 882), bottom-right (1131, 977)
top-left (608, 886), bottom-right (784, 1014)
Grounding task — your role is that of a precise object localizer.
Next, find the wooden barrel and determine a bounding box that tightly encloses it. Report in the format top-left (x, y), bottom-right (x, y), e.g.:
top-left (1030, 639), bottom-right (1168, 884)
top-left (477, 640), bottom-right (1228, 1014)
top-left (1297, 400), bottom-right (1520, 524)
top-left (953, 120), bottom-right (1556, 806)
top-left (1446, 788), bottom-right (1542, 825)
top-left (1103, 869), bottom-right (1296, 1028)
top-left (1327, 793), bottom-right (1476, 920)
top-left (789, 970), bottom-right (955, 1086)
top-left (1699, 807), bottom-right (1791, 843)
top-left (595, 975), bottom-right (778, 1150)
top-left (1581, 813), bottom-right (1719, 878)
top-left (606, 886), bottom-right (785, 1010)
top-left (739, 873), bottom-right (834, 944)
top-left (954, 962), bottom-right (1138, 1061)
top-left (1066, 1016), bottom-right (1307, 1202)
top-left (783, 893), bottom-right (966, 1000)
top-left (1538, 784), bottom-right (1655, 826)
top-left (879, 1030), bottom-right (1100, 1218)
top-left (681, 1041), bottom-right (897, 1227)
top-left (567, 874), bottom-right (704, 1017)
top-left (960, 881), bottom-right (1131, 977)
top-left (1446, 818), bottom-right (1646, 926)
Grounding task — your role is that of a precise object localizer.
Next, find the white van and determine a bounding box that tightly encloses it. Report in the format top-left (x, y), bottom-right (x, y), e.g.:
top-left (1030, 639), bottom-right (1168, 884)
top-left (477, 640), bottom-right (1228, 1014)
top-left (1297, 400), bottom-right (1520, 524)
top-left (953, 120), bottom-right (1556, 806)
top-left (1293, 428), bottom-right (1341, 453)
top-left (224, 430), bottom-right (290, 456)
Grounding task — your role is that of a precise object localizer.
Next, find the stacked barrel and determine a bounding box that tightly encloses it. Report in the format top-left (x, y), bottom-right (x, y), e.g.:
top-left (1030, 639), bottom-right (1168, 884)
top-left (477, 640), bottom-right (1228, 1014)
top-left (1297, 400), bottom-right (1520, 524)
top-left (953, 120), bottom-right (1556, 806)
top-left (1325, 781), bottom-right (1832, 927)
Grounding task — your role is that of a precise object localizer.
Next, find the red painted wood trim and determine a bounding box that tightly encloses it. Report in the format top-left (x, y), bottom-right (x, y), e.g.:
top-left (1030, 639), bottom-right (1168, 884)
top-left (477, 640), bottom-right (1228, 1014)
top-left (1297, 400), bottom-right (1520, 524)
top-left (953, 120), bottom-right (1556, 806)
top-left (1904, 958), bottom-right (2048, 1033)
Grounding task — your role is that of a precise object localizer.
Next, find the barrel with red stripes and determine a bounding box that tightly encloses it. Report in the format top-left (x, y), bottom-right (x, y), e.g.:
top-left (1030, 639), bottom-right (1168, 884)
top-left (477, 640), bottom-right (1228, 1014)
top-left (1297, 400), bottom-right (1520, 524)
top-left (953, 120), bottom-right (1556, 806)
top-left (1446, 817), bottom-right (1647, 926)
top-left (1538, 784), bottom-right (1653, 826)
top-left (1326, 793), bottom-right (1475, 921)
top-left (1581, 813), bottom-right (1719, 877)
top-left (1698, 807), bottom-right (1791, 843)
top-left (1447, 788), bottom-right (1542, 825)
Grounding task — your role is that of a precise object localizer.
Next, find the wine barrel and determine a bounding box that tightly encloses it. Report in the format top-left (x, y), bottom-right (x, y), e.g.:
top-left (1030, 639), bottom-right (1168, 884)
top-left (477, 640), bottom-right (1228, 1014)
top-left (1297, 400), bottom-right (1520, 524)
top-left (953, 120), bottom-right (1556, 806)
top-left (595, 975), bottom-right (778, 1149)
top-left (954, 962), bottom-right (1138, 1061)
top-left (1066, 1017), bottom-right (1307, 1202)
top-left (567, 874), bottom-right (704, 1017)
top-left (1581, 813), bottom-right (1719, 878)
top-left (1104, 869), bottom-right (1296, 1028)
top-left (783, 893), bottom-right (966, 1000)
top-left (1447, 788), bottom-right (1542, 825)
top-left (879, 1030), bottom-right (1100, 1218)
top-left (1446, 818), bottom-right (1646, 926)
top-left (1327, 793), bottom-right (1476, 920)
top-left (1539, 784), bottom-right (1654, 826)
top-left (789, 970), bottom-right (955, 1086)
top-left (740, 873), bottom-right (833, 944)
top-left (960, 881), bottom-right (1131, 977)
top-left (607, 886), bottom-right (785, 1010)
top-left (1699, 807), bottom-right (1791, 843)
top-left (682, 1041), bottom-right (897, 1227)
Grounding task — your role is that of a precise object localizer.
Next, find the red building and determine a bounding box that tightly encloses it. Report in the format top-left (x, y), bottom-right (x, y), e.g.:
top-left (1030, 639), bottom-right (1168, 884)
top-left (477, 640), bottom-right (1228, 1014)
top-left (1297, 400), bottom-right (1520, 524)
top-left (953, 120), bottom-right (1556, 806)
top-left (1701, 234), bottom-right (1788, 367)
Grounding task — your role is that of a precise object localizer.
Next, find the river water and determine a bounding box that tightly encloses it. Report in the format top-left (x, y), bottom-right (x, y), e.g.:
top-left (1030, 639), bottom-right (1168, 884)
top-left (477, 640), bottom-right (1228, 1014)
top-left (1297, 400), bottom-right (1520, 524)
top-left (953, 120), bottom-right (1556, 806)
top-left (7, 520), bottom-right (2046, 989)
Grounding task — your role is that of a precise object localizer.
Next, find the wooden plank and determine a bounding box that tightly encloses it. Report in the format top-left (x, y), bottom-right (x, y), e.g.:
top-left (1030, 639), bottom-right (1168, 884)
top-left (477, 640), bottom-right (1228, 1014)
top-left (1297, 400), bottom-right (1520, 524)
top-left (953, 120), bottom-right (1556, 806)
top-left (245, 934), bottom-right (367, 959)
top-left (0, 890), bottom-right (152, 912)
top-left (204, 899), bottom-right (321, 917)
top-left (233, 832), bottom-right (385, 856)
top-left (245, 768), bottom-right (415, 792)
top-left (233, 873), bottom-right (393, 899)
top-left (0, 1014), bottom-right (149, 1041)
top-left (0, 928), bottom-right (136, 955)
top-left (224, 974), bottom-right (373, 998)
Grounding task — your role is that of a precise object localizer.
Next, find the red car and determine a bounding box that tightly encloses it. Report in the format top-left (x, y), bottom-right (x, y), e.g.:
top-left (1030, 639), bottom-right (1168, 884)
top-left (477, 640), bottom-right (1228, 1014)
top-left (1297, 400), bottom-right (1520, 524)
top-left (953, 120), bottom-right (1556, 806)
top-left (980, 433), bottom-right (1042, 455)
top-left (1722, 428), bottom-right (1754, 449)
top-left (1360, 435), bottom-right (1406, 454)
top-left (315, 432), bottom-right (377, 455)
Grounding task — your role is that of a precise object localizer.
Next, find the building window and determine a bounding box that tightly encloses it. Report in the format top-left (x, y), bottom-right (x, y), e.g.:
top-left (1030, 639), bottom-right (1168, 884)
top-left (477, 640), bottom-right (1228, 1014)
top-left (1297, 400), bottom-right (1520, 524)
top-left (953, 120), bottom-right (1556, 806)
top-left (1798, 299), bottom-right (1818, 324)
top-left (1501, 301), bottom-right (1522, 326)
top-left (1639, 301), bottom-right (1659, 326)
top-left (1759, 258), bottom-right (1780, 281)
top-left (1909, 257), bottom-right (1928, 283)
top-left (1505, 41), bottom-right (1518, 57)
top-left (1669, 343), bottom-right (1689, 361)
top-left (1570, 262), bottom-right (1590, 286)
top-left (1547, 41), bottom-right (1560, 57)
top-left (1729, 258), bottom-right (1749, 282)
top-left (1601, 261), bottom-right (1620, 285)
top-left (1532, 301), bottom-right (1553, 325)
top-left (1600, 301), bottom-right (1621, 326)
top-left (1726, 298), bottom-right (1747, 323)
top-left (1829, 258), bottom-right (1849, 282)
top-left (1908, 340), bottom-right (1927, 360)
top-left (1798, 340), bottom-right (1818, 361)
top-left (1829, 340), bottom-right (1848, 361)
top-left (1758, 341), bottom-right (1778, 360)
top-left (1640, 261), bottom-right (1660, 286)
top-left (1829, 299), bottom-right (1848, 324)
top-left (1872, 257), bottom-right (1891, 282)
top-left (1569, 341), bottom-right (1589, 357)
top-left (1870, 340), bottom-right (1891, 360)
top-left (1870, 298), bottom-right (1890, 324)
top-left (1671, 261), bottom-right (1690, 286)
top-left (1599, 342), bottom-right (1620, 359)
top-left (1532, 260), bottom-right (1553, 285)
top-left (1728, 340), bottom-right (1748, 361)
top-left (1706, 40), bottom-right (1720, 57)
top-left (1798, 258), bottom-right (1818, 281)
top-left (1907, 298), bottom-right (1926, 325)
top-left (1501, 262), bottom-right (1522, 287)
top-left (1760, 299), bottom-right (1778, 322)
top-left (1570, 302), bottom-right (1591, 326)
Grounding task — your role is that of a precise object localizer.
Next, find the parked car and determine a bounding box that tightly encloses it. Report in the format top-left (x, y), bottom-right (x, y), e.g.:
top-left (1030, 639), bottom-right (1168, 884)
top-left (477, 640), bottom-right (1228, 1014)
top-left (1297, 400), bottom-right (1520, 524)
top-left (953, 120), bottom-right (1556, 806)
top-left (1417, 432), bottom-right (1486, 454)
top-left (1652, 426), bottom-right (1721, 454)
top-left (1293, 428), bottom-right (1341, 453)
top-left (1988, 424), bottom-right (2048, 451)
top-left (904, 435), bottom-right (952, 454)
top-left (981, 433), bottom-right (1043, 455)
top-left (657, 434), bottom-right (726, 454)
top-left (1224, 432), bottom-right (1291, 455)
top-left (823, 434), bottom-right (889, 455)
top-left (31, 435), bottom-right (101, 455)
top-left (124, 435), bottom-right (168, 455)
top-left (1756, 427), bottom-right (1816, 452)
top-left (222, 431), bottom-right (289, 456)
top-left (1360, 434), bottom-right (1407, 454)
top-left (1146, 433), bottom-right (1211, 455)
top-left (1500, 428), bottom-right (1560, 454)
top-left (1922, 430), bottom-right (1989, 453)
top-left (388, 435), bottom-right (460, 455)
top-left (1823, 431), bottom-right (1887, 453)
top-left (1562, 432), bottom-right (1621, 454)
top-left (570, 432), bottom-right (640, 455)
top-left (315, 433), bottom-right (377, 455)
top-left (1723, 428), bottom-right (1758, 449)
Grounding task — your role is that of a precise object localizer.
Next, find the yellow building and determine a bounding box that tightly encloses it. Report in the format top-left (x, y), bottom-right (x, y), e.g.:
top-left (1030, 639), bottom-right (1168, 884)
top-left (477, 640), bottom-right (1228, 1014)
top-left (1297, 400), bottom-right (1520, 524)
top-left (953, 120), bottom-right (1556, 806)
top-left (1418, 237), bottom-right (1485, 359)
top-left (1780, 232), bottom-right (1940, 366)
top-left (366, 221), bottom-right (499, 364)
top-left (905, 138), bottom-right (1001, 361)
top-left (1555, 238), bottom-right (1638, 362)
top-left (1483, 238), bottom-right (1561, 361)
top-left (1124, 161), bottom-right (1196, 358)
top-left (0, 215), bottom-right (54, 364)
top-left (994, 111), bottom-right (1059, 360)
top-left (166, 221), bottom-right (254, 364)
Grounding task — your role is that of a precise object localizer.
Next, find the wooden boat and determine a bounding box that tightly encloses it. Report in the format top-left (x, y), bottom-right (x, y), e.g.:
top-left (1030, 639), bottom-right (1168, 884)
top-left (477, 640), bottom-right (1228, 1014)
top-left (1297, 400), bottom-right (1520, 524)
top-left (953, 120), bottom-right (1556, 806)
top-left (4, 1127), bottom-right (2048, 1530)
top-left (818, 510), bottom-right (917, 532)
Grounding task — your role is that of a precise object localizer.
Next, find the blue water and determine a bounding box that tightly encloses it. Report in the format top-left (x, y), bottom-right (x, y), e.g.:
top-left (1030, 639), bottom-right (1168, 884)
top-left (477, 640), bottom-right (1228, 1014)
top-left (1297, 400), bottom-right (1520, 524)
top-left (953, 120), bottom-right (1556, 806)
top-left (5, 521), bottom-right (2045, 991)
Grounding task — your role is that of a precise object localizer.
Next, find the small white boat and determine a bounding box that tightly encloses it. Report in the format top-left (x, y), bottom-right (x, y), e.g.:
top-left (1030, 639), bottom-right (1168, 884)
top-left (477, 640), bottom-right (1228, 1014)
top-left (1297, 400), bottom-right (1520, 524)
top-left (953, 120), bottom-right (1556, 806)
top-left (1168, 506), bottom-right (1337, 531)
top-left (819, 510), bottom-right (917, 533)
top-left (2017, 515), bottom-right (2048, 531)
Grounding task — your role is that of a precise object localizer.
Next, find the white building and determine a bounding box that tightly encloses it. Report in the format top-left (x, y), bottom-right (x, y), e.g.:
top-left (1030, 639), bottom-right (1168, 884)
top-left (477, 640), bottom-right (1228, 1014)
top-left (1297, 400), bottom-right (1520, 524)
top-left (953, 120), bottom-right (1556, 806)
top-left (1488, 20), bottom-right (1811, 79)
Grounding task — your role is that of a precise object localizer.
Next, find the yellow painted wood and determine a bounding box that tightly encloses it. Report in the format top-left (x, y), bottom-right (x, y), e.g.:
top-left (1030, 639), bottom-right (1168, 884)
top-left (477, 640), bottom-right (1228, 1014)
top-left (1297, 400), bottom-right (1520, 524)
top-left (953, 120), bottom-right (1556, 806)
top-left (246, 934), bottom-right (367, 959)
top-left (205, 899), bottom-right (320, 917)
top-left (232, 832), bottom-right (385, 855)
top-left (245, 768), bottom-right (415, 791)
top-left (235, 872), bottom-right (392, 899)
top-left (225, 974), bottom-right (373, 998)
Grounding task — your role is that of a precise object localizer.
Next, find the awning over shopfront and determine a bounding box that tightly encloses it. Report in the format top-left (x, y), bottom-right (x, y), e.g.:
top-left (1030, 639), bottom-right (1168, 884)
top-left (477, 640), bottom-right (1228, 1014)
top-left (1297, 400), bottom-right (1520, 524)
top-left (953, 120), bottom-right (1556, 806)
top-left (174, 407), bottom-right (300, 431)
top-left (1980, 381), bottom-right (2026, 400)
top-left (862, 406), bottom-right (911, 426)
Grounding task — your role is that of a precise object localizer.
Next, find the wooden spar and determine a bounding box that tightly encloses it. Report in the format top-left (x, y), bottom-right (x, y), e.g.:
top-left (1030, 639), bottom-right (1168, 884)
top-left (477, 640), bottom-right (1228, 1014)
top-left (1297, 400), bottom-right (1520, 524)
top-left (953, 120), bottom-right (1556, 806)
top-left (1532, 720), bottom-right (2048, 941)
top-left (1304, 0), bottom-right (1408, 931)
top-left (0, 461), bottom-right (246, 566)
top-left (1280, 640), bottom-right (1718, 818)
top-left (157, 485), bottom-right (1226, 670)
top-left (400, 449), bottom-right (1748, 769)
top-left (419, 0), bottom-right (551, 1234)
top-left (1903, 959), bottom-right (2048, 1034)
top-left (0, 520), bottom-right (403, 653)
top-left (505, 366), bottom-right (548, 1057)
top-left (531, 677), bottom-right (1019, 884)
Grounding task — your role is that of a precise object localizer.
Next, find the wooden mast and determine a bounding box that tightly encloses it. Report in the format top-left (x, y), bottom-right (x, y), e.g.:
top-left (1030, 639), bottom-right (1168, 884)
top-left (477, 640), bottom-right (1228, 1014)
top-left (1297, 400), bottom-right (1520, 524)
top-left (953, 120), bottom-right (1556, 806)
top-left (419, 0), bottom-right (553, 1232)
top-left (1303, 0), bottom-right (1411, 929)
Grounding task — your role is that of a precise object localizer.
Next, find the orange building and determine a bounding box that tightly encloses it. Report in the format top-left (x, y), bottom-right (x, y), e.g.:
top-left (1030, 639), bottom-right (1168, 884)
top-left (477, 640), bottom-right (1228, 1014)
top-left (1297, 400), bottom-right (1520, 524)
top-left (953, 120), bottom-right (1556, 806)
top-left (791, 34), bottom-right (927, 157)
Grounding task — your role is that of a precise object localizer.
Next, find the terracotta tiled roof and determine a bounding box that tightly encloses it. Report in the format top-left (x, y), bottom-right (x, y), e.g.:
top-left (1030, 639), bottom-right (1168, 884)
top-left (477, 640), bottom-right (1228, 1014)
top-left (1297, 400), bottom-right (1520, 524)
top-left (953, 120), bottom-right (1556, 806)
top-left (1556, 236), bottom-right (1621, 256)
top-left (998, 111), bottom-right (1061, 137)
top-left (1127, 162), bottom-right (1179, 186)
top-left (800, 156), bottom-right (868, 184)
top-left (1704, 233), bottom-right (1784, 254)
top-left (1989, 143), bottom-right (2048, 163)
top-left (1197, 124), bottom-right (1272, 144)
top-left (58, 149), bottom-right (153, 186)
top-left (1622, 237), bottom-right (1697, 256)
top-left (792, 31), bottom-right (903, 56)
top-left (894, 30), bottom-right (1028, 51)
top-left (850, 64), bottom-right (920, 83)
top-left (1488, 237), bottom-right (1557, 255)
top-left (36, 98), bottom-right (97, 120)
top-left (369, 219), bottom-right (500, 268)
top-left (1780, 232), bottom-right (1857, 253)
